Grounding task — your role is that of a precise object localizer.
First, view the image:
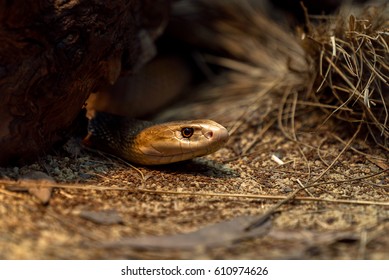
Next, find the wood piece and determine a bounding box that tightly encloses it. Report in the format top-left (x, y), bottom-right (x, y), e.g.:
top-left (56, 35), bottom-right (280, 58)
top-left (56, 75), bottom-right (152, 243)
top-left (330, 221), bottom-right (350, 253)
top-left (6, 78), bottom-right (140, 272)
top-left (0, 0), bottom-right (170, 166)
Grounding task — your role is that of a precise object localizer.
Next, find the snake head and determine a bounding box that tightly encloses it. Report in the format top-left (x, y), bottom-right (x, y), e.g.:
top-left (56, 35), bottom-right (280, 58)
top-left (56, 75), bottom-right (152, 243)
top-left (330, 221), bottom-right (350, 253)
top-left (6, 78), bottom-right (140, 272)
top-left (132, 119), bottom-right (229, 165)
top-left (84, 112), bottom-right (229, 165)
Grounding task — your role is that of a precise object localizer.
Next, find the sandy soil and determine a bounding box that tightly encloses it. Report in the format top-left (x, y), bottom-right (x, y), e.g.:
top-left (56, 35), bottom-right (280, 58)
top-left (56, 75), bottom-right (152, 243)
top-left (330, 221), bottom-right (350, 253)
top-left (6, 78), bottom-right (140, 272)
top-left (1, 82), bottom-right (388, 259)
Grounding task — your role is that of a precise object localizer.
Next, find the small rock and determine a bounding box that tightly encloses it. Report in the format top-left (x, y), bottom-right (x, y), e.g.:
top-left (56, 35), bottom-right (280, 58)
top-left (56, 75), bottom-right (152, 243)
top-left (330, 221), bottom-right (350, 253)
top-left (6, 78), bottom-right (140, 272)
top-left (281, 186), bottom-right (293, 193)
top-left (23, 171), bottom-right (54, 205)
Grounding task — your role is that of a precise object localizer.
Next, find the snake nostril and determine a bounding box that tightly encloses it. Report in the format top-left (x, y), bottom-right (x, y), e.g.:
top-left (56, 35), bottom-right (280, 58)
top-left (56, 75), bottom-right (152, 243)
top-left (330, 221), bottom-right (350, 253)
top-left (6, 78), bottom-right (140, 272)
top-left (204, 131), bottom-right (213, 139)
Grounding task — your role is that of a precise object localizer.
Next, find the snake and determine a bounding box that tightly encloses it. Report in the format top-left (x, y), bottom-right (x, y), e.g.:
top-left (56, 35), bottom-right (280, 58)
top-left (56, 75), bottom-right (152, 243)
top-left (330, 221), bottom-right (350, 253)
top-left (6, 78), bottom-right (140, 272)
top-left (83, 112), bottom-right (229, 165)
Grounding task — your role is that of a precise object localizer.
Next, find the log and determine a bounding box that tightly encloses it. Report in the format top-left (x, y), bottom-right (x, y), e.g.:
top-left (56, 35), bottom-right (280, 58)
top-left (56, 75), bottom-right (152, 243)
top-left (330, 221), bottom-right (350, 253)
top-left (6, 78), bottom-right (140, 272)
top-left (0, 0), bottom-right (170, 165)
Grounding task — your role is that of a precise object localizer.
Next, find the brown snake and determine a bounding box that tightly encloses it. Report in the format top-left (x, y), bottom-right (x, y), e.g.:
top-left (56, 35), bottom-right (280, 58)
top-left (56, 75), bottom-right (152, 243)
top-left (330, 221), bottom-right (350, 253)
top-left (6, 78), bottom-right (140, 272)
top-left (83, 112), bottom-right (229, 165)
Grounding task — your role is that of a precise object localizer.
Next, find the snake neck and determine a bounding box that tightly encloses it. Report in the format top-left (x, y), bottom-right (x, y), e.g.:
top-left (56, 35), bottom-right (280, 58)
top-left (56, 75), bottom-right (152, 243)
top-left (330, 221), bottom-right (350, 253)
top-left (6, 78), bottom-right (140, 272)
top-left (83, 112), bottom-right (153, 157)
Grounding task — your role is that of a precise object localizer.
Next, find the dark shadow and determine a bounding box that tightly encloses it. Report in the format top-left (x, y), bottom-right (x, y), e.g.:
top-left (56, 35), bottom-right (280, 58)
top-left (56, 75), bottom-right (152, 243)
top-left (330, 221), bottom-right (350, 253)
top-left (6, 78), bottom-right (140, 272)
top-left (146, 158), bottom-right (238, 179)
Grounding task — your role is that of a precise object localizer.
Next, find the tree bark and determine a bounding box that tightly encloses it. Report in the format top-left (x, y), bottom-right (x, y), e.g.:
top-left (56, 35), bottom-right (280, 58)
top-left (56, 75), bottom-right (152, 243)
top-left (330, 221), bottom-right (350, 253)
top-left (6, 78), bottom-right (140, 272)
top-left (0, 0), bottom-right (170, 165)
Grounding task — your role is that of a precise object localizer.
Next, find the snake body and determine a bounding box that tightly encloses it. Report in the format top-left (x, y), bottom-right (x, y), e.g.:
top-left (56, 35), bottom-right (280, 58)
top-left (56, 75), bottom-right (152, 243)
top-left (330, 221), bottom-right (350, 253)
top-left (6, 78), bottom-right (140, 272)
top-left (83, 112), bottom-right (229, 165)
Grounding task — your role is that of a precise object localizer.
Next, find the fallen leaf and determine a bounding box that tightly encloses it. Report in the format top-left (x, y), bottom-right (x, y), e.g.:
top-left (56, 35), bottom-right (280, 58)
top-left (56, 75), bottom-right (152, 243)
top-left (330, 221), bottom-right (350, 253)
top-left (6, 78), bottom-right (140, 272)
top-left (99, 215), bottom-right (271, 250)
top-left (80, 210), bottom-right (123, 225)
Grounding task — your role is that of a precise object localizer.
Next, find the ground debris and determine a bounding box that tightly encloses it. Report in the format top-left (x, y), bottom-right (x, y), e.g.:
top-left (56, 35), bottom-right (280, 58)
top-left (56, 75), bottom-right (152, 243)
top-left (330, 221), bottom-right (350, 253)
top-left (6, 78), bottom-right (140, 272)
top-left (5, 171), bottom-right (54, 205)
top-left (79, 209), bottom-right (124, 225)
top-left (97, 215), bottom-right (271, 250)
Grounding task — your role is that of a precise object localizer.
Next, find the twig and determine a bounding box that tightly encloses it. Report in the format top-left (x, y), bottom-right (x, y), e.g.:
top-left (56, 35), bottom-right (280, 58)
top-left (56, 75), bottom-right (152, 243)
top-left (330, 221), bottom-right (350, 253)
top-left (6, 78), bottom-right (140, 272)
top-left (83, 146), bottom-right (146, 182)
top-left (244, 188), bottom-right (301, 231)
top-left (312, 120), bottom-right (362, 183)
top-left (1, 172), bottom-right (388, 206)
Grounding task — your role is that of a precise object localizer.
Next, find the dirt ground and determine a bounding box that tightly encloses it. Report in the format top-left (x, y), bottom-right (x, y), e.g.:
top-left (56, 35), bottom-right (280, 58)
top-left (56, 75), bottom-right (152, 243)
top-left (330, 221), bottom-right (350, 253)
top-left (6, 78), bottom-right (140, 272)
top-left (0, 79), bottom-right (388, 260)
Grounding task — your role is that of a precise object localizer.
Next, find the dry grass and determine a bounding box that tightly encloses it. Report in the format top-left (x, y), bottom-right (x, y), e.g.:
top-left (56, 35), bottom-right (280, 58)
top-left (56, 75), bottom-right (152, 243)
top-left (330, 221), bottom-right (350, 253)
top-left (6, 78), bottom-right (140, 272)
top-left (168, 0), bottom-right (388, 149)
top-left (305, 4), bottom-right (389, 149)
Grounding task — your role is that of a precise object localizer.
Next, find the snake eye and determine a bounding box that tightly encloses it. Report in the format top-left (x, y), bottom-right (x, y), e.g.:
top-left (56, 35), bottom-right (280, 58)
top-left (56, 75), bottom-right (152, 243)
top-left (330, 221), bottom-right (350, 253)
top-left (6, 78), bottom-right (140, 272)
top-left (181, 127), bottom-right (194, 138)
